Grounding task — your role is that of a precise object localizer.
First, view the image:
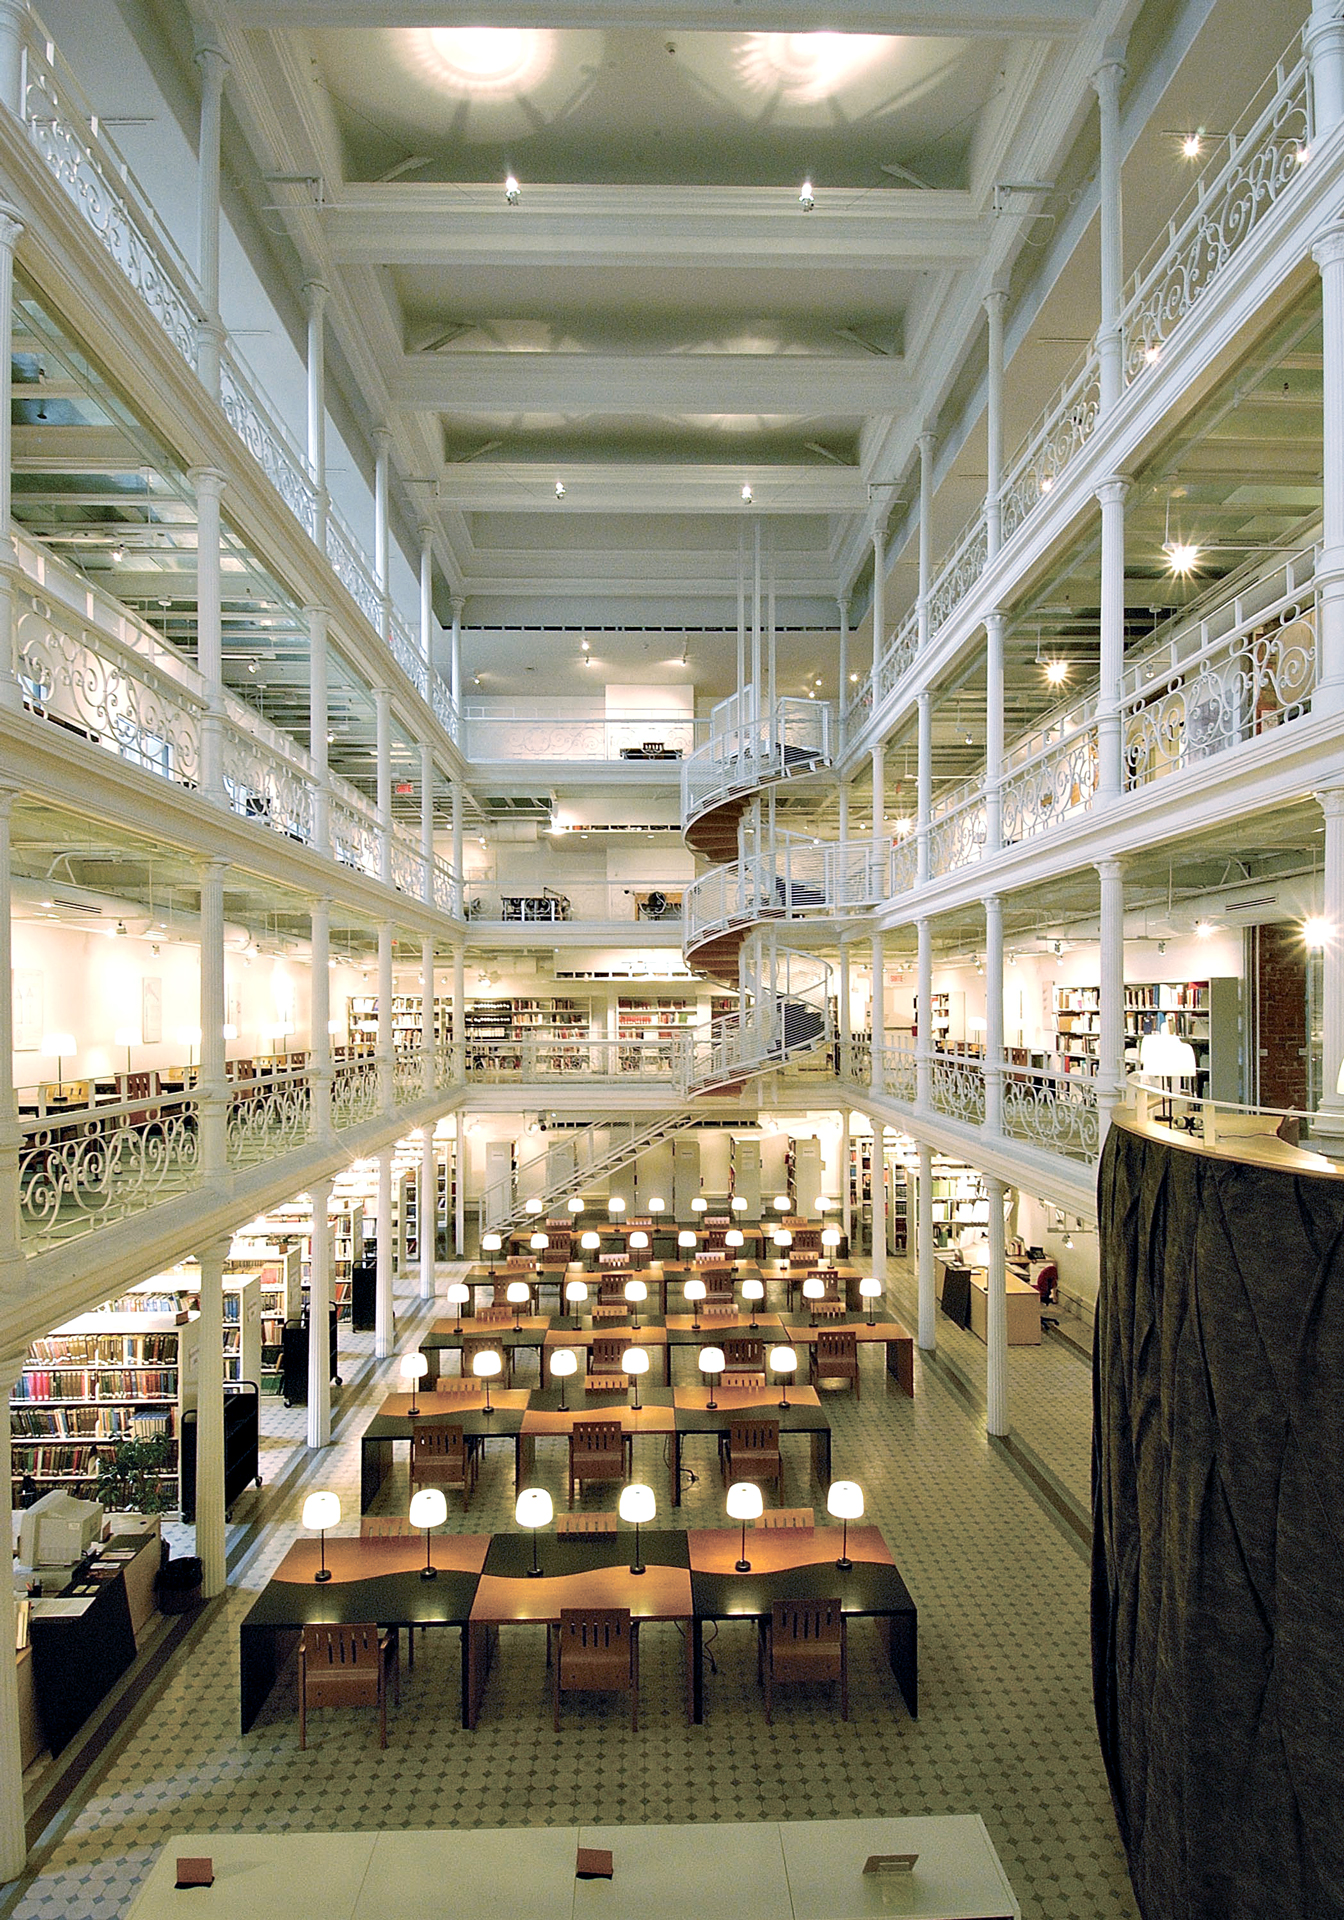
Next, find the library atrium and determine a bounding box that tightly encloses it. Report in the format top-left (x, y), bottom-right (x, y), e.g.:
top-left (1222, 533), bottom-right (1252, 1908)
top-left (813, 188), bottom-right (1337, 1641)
top-left (0, 0), bottom-right (1341, 1915)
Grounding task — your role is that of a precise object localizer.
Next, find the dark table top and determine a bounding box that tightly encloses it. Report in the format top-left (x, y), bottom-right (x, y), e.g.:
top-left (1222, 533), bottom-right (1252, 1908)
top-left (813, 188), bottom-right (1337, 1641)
top-left (240, 1536), bottom-right (492, 1630)
top-left (686, 1525), bottom-right (915, 1620)
top-left (362, 1387), bottom-right (531, 1442)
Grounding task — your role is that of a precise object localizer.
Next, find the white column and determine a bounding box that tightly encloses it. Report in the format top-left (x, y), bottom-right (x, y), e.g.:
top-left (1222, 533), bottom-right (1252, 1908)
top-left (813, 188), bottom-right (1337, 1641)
top-left (1314, 226), bottom-right (1344, 718)
top-left (374, 428), bottom-right (391, 610)
top-left (837, 598), bottom-right (849, 752)
top-left (0, 1354), bottom-right (27, 1881)
top-left (450, 596), bottom-right (464, 721)
top-left (310, 896), bottom-right (333, 1145)
top-left (870, 934), bottom-right (885, 1097)
top-left (0, 0), bottom-right (25, 114)
top-left (199, 860), bottom-right (228, 1184)
top-left (421, 933), bottom-right (436, 1095)
top-left (0, 790), bottom-right (21, 1267)
top-left (984, 894), bottom-right (1004, 1136)
top-left (307, 1176), bottom-right (332, 1447)
top-left (453, 1110), bottom-right (466, 1257)
top-left (195, 1235), bottom-right (228, 1598)
top-left (1308, 1), bottom-right (1344, 133)
top-left (419, 527), bottom-right (434, 666)
top-left (870, 1121), bottom-right (887, 1282)
top-left (838, 940), bottom-right (851, 1071)
top-left (378, 922), bottom-right (395, 1111)
top-left (984, 288), bottom-right (1006, 558)
top-left (871, 526), bottom-right (886, 671)
top-left (1097, 859), bottom-right (1126, 1134)
top-left (375, 687), bottom-right (392, 886)
top-left (916, 1141), bottom-right (935, 1351)
top-left (453, 942), bottom-right (466, 1085)
top-left (193, 41), bottom-right (228, 398)
top-left (839, 1108), bottom-right (852, 1248)
top-left (916, 431), bottom-right (935, 653)
top-left (985, 1175), bottom-right (1008, 1436)
top-left (916, 691), bottom-right (932, 886)
top-left (736, 526), bottom-right (747, 697)
top-left (191, 468), bottom-right (226, 801)
top-left (870, 745), bottom-right (884, 861)
top-left (1096, 479), bottom-right (1128, 799)
top-left (985, 611), bottom-right (1004, 854)
top-left (420, 742), bottom-right (434, 905)
top-left (304, 280), bottom-right (328, 549)
top-left (451, 777), bottom-right (464, 920)
top-left (376, 1146), bottom-right (395, 1359)
top-left (307, 604), bottom-right (330, 855)
top-left (420, 1124), bottom-right (437, 1303)
top-left (1315, 788), bottom-right (1344, 1144)
top-left (916, 917), bottom-right (932, 1107)
top-left (0, 207), bottom-right (23, 716)
top-left (751, 522), bottom-right (763, 721)
top-left (1094, 55), bottom-right (1127, 414)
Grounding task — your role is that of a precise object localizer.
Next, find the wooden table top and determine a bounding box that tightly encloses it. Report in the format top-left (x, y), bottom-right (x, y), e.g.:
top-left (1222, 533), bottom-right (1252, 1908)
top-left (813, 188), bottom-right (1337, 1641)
top-left (775, 1316), bottom-right (913, 1345)
top-left (673, 1384), bottom-right (821, 1413)
top-left (377, 1388), bottom-right (531, 1419)
top-left (686, 1525), bottom-right (892, 1576)
top-left (470, 1530), bottom-right (692, 1623)
top-left (271, 1535), bottom-right (492, 1585)
top-left (521, 1399), bottom-right (677, 1436)
top-left (543, 1323), bottom-right (668, 1349)
top-left (665, 1312), bottom-right (784, 1335)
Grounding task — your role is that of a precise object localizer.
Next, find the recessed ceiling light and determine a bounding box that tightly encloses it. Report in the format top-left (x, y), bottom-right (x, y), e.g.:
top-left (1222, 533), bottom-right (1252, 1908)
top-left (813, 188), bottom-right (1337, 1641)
top-left (1045, 659), bottom-right (1068, 686)
top-left (1163, 539), bottom-right (1200, 576)
top-left (1181, 130), bottom-right (1203, 159)
top-left (799, 177), bottom-right (815, 211)
top-left (505, 172), bottom-right (520, 205)
top-left (741, 484), bottom-right (753, 504)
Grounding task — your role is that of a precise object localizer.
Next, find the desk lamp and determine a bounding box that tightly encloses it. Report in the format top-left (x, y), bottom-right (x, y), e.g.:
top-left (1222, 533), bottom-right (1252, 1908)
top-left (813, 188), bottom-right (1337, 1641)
top-left (726, 1481), bottom-right (763, 1571)
top-left (731, 1195), bottom-right (749, 1216)
top-left (624, 1278), bottom-right (647, 1328)
top-left (525, 1197), bottom-right (543, 1216)
top-left (741, 1277), bottom-right (764, 1327)
top-left (725, 1228), bottom-right (745, 1258)
top-left (550, 1347), bottom-right (578, 1409)
top-left (628, 1230), bottom-right (649, 1270)
top-left (821, 1227), bottom-right (843, 1264)
top-left (399, 1350), bottom-right (428, 1415)
top-left (472, 1348), bottom-right (502, 1413)
top-left (409, 1487), bottom-right (447, 1579)
top-left (529, 1232), bottom-right (549, 1280)
top-left (445, 1281), bottom-right (469, 1333)
top-left (567, 1195), bottom-right (585, 1215)
top-left (564, 1278), bottom-right (588, 1327)
top-left (802, 1276), bottom-right (825, 1325)
top-left (773, 1195), bottom-right (791, 1215)
top-left (816, 1196), bottom-right (833, 1216)
top-left (302, 1491), bottom-right (340, 1583)
top-left (507, 1279), bottom-right (531, 1329)
top-left (699, 1345), bottom-right (725, 1411)
top-left (678, 1230), bottom-right (697, 1260)
top-left (580, 1230), bottom-right (601, 1271)
top-left (607, 1196), bottom-right (626, 1217)
top-left (648, 1197), bottom-right (666, 1217)
top-left (684, 1277), bottom-right (706, 1330)
top-left (827, 1479), bottom-right (864, 1570)
top-left (481, 1232), bottom-right (502, 1278)
top-left (773, 1229), bottom-right (792, 1272)
top-left (42, 1033), bottom-right (76, 1099)
top-left (516, 1487), bottom-right (553, 1577)
top-left (691, 1196), bottom-right (708, 1215)
top-left (619, 1483), bottom-right (655, 1576)
top-left (860, 1277), bottom-right (883, 1326)
top-left (769, 1344), bottom-right (796, 1408)
top-left (622, 1346), bottom-right (650, 1410)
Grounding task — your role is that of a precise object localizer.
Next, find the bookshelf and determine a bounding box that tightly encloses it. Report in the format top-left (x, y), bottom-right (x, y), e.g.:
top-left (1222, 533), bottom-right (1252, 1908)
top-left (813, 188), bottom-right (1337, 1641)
top-left (11, 1312), bottom-right (200, 1504)
top-left (347, 993), bottom-right (453, 1056)
top-left (929, 1160), bottom-right (988, 1250)
top-left (847, 1139), bottom-right (908, 1253)
top-left (617, 996), bottom-right (694, 1072)
top-left (1052, 976), bottom-right (1240, 1097)
top-left (97, 1270), bottom-right (261, 1388)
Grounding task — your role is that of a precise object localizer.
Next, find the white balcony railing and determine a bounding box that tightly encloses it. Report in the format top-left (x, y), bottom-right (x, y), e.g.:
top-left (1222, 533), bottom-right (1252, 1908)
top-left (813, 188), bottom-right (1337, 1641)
top-left (879, 1040), bottom-right (919, 1103)
top-left (929, 1052), bottom-right (986, 1126)
top-left (465, 1037), bottom-right (687, 1084)
top-left (1001, 1065), bottom-right (1100, 1162)
top-left (925, 511), bottom-right (988, 642)
top-left (682, 696), bottom-right (831, 826)
top-left (927, 782), bottom-right (987, 881)
top-left (685, 833), bottom-right (887, 948)
top-left (219, 341), bottom-right (319, 542)
top-left (464, 710), bottom-right (702, 762)
top-left (465, 880), bottom-right (683, 926)
top-left (999, 350), bottom-right (1102, 546)
top-left (1000, 699), bottom-right (1099, 848)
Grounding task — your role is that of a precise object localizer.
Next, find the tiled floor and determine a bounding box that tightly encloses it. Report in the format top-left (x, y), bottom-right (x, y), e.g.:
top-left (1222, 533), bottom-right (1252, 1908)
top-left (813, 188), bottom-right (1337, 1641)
top-left (1, 1264), bottom-right (1137, 1920)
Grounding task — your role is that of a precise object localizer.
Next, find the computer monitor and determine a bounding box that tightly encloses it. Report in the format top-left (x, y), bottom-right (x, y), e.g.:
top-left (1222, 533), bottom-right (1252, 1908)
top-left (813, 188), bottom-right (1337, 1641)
top-left (18, 1490), bottom-right (102, 1569)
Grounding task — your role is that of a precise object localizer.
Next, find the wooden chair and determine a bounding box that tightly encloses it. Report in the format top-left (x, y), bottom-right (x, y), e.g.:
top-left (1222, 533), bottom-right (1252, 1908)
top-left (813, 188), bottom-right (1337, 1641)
top-left (556, 1511), bottom-right (617, 1535)
top-left (722, 1336), bottom-right (765, 1374)
top-left (597, 1274), bottom-right (631, 1307)
top-left (589, 1334), bottom-right (630, 1379)
top-left (553, 1606), bottom-right (638, 1729)
top-left (756, 1508), bottom-right (815, 1529)
top-left (568, 1418), bottom-right (631, 1506)
top-left (721, 1415), bottom-right (782, 1491)
top-left (359, 1516), bottom-right (412, 1537)
top-left (409, 1422), bottom-right (476, 1507)
top-left (811, 1327), bottom-right (860, 1398)
top-left (298, 1622), bottom-right (399, 1749)
top-left (475, 1303), bottom-right (514, 1326)
top-left (760, 1597), bottom-right (846, 1724)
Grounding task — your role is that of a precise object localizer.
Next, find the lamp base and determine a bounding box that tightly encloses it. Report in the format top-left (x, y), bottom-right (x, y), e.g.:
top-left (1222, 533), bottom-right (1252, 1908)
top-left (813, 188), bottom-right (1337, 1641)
top-left (526, 1564), bottom-right (544, 1578)
top-left (835, 1555), bottom-right (853, 1572)
top-left (420, 1565), bottom-right (438, 1581)
top-left (706, 1398), bottom-right (717, 1411)
top-left (407, 1406), bottom-right (421, 1417)
top-left (735, 1558), bottom-right (751, 1573)
top-left (314, 1568), bottom-right (332, 1583)
top-left (630, 1562), bottom-right (646, 1576)
top-left (778, 1397), bottom-right (789, 1409)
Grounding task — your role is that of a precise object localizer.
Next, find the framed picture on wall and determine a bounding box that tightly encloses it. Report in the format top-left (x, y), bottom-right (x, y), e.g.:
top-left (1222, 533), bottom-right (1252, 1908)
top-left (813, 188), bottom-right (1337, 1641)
top-left (13, 970), bottom-right (42, 1051)
top-left (142, 976), bottom-right (163, 1045)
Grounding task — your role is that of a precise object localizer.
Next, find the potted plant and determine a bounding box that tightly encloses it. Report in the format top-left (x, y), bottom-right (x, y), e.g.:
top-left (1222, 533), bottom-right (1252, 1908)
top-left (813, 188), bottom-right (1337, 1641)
top-left (96, 1436), bottom-right (177, 1522)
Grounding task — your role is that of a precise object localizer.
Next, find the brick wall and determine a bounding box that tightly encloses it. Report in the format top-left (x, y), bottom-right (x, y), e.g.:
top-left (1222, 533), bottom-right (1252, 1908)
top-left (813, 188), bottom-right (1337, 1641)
top-left (1253, 924), bottom-right (1309, 1110)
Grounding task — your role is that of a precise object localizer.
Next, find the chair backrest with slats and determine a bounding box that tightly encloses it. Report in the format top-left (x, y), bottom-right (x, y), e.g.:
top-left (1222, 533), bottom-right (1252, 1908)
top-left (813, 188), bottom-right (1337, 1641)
top-left (772, 1597), bottom-right (842, 1648)
top-left (556, 1512), bottom-right (617, 1535)
top-left (816, 1328), bottom-right (857, 1368)
top-left (757, 1508), bottom-right (815, 1530)
top-left (589, 1336), bottom-right (629, 1372)
top-left (729, 1415), bottom-right (780, 1455)
top-left (723, 1336), bottom-right (765, 1371)
top-left (476, 1304), bottom-right (513, 1325)
top-left (571, 1418), bottom-right (625, 1461)
top-left (360, 1516), bottom-right (413, 1537)
top-left (412, 1423), bottom-right (465, 1467)
top-left (461, 1336), bottom-right (506, 1372)
top-left (559, 1605), bottom-right (631, 1657)
top-left (300, 1622), bottom-right (382, 1671)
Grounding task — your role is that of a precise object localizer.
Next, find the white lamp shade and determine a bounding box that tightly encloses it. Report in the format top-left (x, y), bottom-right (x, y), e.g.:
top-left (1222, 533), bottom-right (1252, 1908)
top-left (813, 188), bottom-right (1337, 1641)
top-left (565, 1280), bottom-right (589, 1304)
top-left (550, 1350), bottom-right (578, 1377)
top-left (827, 1479), bottom-right (864, 1521)
top-left (525, 1197), bottom-right (543, 1214)
top-left (629, 1232), bottom-right (649, 1251)
top-left (725, 1229), bottom-right (744, 1249)
top-left (624, 1279), bottom-right (647, 1304)
top-left (176, 1026), bottom-right (202, 1048)
top-left (821, 1228), bottom-right (842, 1249)
top-left (726, 1481), bottom-right (764, 1521)
top-left (816, 1196), bottom-right (833, 1213)
top-left (567, 1196), bottom-right (585, 1213)
top-left (445, 1282), bottom-right (470, 1308)
top-left (303, 1491), bottom-right (340, 1531)
top-left (1171, 1040), bottom-right (1198, 1076)
top-left (860, 1277), bottom-right (882, 1299)
top-left (622, 1347), bottom-right (650, 1375)
top-left (507, 1281), bottom-right (531, 1305)
top-left (691, 1196), bottom-right (708, 1213)
top-left (409, 1488), bottom-right (447, 1529)
top-left (516, 1487), bottom-right (554, 1529)
top-left (678, 1231), bottom-right (697, 1249)
top-left (768, 1345), bottom-right (797, 1374)
top-left (742, 1279), bottom-right (765, 1302)
top-left (684, 1278), bottom-right (707, 1303)
top-left (731, 1196), bottom-right (748, 1212)
top-left (481, 1233), bottom-right (503, 1253)
top-left (472, 1350), bottom-right (503, 1378)
top-left (1139, 1028), bottom-right (1183, 1075)
top-left (648, 1197), bottom-right (666, 1213)
top-left (773, 1195), bottom-right (791, 1212)
top-left (619, 1482), bottom-right (656, 1525)
top-left (529, 1233), bottom-right (549, 1252)
top-left (773, 1230), bottom-right (793, 1248)
top-left (113, 1027), bottom-right (139, 1049)
top-left (699, 1346), bottom-right (725, 1374)
top-left (607, 1196), bottom-right (626, 1214)
top-left (802, 1278), bottom-right (825, 1301)
top-left (42, 1033), bottom-right (76, 1055)
top-left (580, 1231), bottom-right (601, 1251)
top-left (400, 1352), bottom-right (429, 1382)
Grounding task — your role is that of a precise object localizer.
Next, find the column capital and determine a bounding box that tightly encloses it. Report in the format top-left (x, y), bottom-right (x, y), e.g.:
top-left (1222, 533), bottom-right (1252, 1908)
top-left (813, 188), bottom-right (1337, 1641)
top-left (196, 1231), bottom-right (233, 1269)
top-left (1095, 475), bottom-right (1130, 508)
top-left (303, 601), bottom-right (330, 623)
top-left (187, 465), bottom-right (226, 498)
top-left (983, 284), bottom-right (1008, 318)
top-left (1314, 221), bottom-right (1344, 272)
top-left (1092, 52), bottom-right (1126, 94)
top-left (193, 38), bottom-right (230, 79)
top-left (302, 276), bottom-right (329, 311)
top-left (1316, 784), bottom-right (1344, 819)
top-left (0, 202), bottom-right (23, 254)
top-left (450, 595), bottom-right (466, 619)
top-left (418, 523), bottom-right (436, 550)
top-left (1096, 856), bottom-right (1126, 880)
top-left (872, 525), bottom-right (887, 555)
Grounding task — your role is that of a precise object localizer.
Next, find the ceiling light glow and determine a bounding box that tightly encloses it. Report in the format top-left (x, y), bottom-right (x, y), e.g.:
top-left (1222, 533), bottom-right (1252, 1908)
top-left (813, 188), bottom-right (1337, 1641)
top-left (1163, 539), bottom-right (1201, 576)
top-left (1044, 659), bottom-right (1069, 686)
top-left (423, 28), bottom-right (554, 97)
top-left (1181, 131), bottom-right (1203, 159)
top-left (1303, 916), bottom-right (1331, 948)
top-left (736, 32), bottom-right (888, 105)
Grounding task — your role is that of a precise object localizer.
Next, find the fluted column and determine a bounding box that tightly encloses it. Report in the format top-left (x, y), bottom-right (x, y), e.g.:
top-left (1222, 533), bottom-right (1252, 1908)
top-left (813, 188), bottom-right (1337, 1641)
top-left (1094, 54), bottom-right (1127, 412)
top-left (374, 428), bottom-right (392, 638)
top-left (307, 1176), bottom-right (332, 1447)
top-left (984, 288), bottom-right (1006, 557)
top-left (0, 0), bottom-right (25, 113)
top-left (0, 790), bottom-right (21, 1267)
top-left (310, 896), bottom-right (333, 1145)
top-left (1096, 479), bottom-right (1128, 798)
top-left (1097, 859), bottom-right (1127, 1134)
top-left (195, 1234), bottom-right (229, 1597)
top-left (419, 526), bottom-right (434, 666)
top-left (917, 1141), bottom-right (935, 1350)
top-left (0, 1353), bottom-right (26, 1881)
top-left (194, 41), bottom-right (228, 397)
top-left (871, 526), bottom-right (886, 673)
top-left (1308, 1), bottom-right (1344, 132)
top-left (304, 280), bottom-right (328, 550)
top-left (450, 596), bottom-right (464, 727)
top-left (190, 468), bottom-right (226, 801)
top-left (985, 611), bottom-right (1004, 853)
top-left (916, 430), bottom-right (935, 653)
top-left (375, 687), bottom-right (392, 885)
top-left (376, 1146), bottom-right (395, 1359)
top-left (0, 205), bottom-right (23, 716)
top-left (837, 597), bottom-right (849, 752)
top-left (916, 917), bottom-right (932, 1107)
top-left (307, 605), bottom-right (330, 855)
top-left (870, 933), bottom-right (885, 1097)
top-left (916, 691), bottom-right (932, 885)
top-left (199, 859), bottom-right (228, 1185)
top-left (1314, 225), bottom-right (1344, 718)
top-left (984, 894), bottom-right (1004, 1136)
top-left (985, 1175), bottom-right (1008, 1436)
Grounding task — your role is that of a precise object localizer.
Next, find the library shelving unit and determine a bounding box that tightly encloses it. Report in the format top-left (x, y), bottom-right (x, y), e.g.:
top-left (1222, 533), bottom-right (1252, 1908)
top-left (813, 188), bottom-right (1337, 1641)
top-left (98, 1270), bottom-right (261, 1389)
top-left (617, 996), bottom-right (695, 1072)
top-left (347, 993), bottom-right (454, 1057)
top-left (928, 1160), bottom-right (989, 1249)
top-left (847, 1139), bottom-right (909, 1254)
top-left (1052, 977), bottom-right (1240, 1098)
top-left (10, 1312), bottom-right (200, 1504)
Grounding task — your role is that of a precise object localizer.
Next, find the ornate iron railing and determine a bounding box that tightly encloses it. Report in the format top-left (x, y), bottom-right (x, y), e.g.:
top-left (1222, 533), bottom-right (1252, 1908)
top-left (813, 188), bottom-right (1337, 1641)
top-left (226, 1070), bottom-right (311, 1167)
top-left (220, 716), bottom-right (316, 843)
top-left (465, 1037), bottom-right (685, 1083)
top-left (331, 1058), bottom-right (381, 1129)
top-left (999, 351), bottom-right (1102, 544)
top-left (466, 710), bottom-right (700, 762)
top-left (19, 1088), bottom-right (201, 1250)
top-left (1001, 1065), bottom-right (1100, 1162)
top-left (219, 343), bottom-right (319, 540)
top-left (926, 512), bottom-right (988, 638)
top-left (929, 1052), bottom-right (986, 1125)
top-left (324, 506), bottom-right (384, 635)
top-left (880, 1042), bottom-right (918, 1102)
top-left (927, 784), bottom-right (987, 879)
top-left (388, 607), bottom-right (429, 699)
top-left (890, 835), bottom-right (918, 894)
top-left (999, 706), bottom-right (1099, 847)
top-left (874, 609), bottom-right (921, 708)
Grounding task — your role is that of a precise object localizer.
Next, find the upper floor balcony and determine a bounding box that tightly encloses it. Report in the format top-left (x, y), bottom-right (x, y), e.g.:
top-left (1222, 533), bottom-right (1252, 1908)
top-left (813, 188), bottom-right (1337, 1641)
top-left (463, 707), bottom-right (706, 766)
top-left (682, 694), bottom-right (832, 857)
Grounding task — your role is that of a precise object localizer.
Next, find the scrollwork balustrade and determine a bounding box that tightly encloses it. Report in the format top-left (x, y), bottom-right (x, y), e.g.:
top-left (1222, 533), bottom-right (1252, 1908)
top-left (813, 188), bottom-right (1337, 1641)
top-left (219, 349), bottom-right (318, 538)
top-left (226, 1073), bottom-right (311, 1167)
top-left (1000, 1068), bottom-right (1099, 1163)
top-left (929, 1053), bottom-right (986, 1125)
top-left (999, 355), bottom-right (1102, 544)
top-left (999, 723), bottom-right (1098, 847)
top-left (926, 516), bottom-right (988, 637)
top-left (19, 1091), bottom-right (201, 1250)
top-left (928, 793), bottom-right (987, 879)
top-left (220, 723), bottom-right (316, 843)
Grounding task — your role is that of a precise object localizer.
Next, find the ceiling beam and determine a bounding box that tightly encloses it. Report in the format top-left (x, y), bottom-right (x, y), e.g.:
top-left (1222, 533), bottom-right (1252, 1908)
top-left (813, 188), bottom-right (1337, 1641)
top-left (225, 0), bottom-right (1091, 30)
top-left (432, 462), bottom-right (865, 513)
top-left (391, 351), bottom-right (909, 414)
